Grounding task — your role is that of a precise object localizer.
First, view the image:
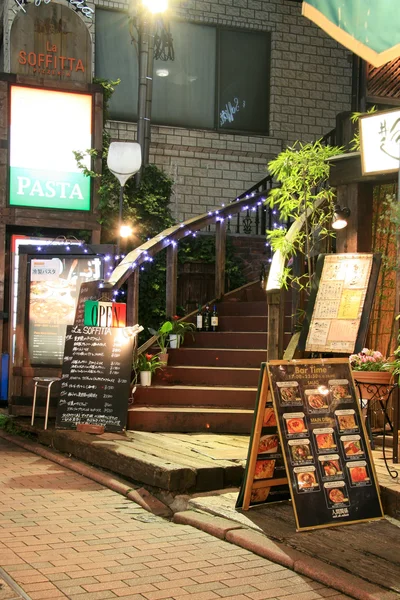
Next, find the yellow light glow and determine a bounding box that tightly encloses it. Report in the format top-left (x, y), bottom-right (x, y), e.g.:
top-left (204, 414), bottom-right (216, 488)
top-left (142, 0), bottom-right (168, 13)
top-left (120, 224), bottom-right (133, 238)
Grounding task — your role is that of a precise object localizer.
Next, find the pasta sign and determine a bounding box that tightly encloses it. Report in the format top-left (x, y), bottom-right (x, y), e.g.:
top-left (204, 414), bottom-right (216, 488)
top-left (9, 86), bottom-right (92, 211)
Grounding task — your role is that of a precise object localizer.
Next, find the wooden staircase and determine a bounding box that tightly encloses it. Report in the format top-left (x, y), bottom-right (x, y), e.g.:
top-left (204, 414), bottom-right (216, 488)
top-left (127, 282), bottom-right (269, 434)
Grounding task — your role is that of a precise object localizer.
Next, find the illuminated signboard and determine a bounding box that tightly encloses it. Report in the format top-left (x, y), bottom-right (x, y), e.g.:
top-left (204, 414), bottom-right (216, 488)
top-left (359, 108), bottom-right (400, 176)
top-left (9, 86), bottom-right (92, 211)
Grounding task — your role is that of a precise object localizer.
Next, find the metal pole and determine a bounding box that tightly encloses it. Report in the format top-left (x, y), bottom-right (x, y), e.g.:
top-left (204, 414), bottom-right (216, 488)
top-left (143, 16), bottom-right (155, 166)
top-left (117, 184), bottom-right (124, 256)
top-left (136, 14), bottom-right (150, 186)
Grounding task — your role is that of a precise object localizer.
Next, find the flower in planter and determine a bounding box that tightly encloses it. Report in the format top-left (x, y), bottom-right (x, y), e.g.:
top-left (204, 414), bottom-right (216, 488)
top-left (134, 352), bottom-right (165, 373)
top-left (349, 348), bottom-right (390, 372)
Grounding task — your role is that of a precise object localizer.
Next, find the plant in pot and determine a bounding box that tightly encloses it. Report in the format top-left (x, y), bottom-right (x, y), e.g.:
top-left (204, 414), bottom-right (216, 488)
top-left (134, 352), bottom-right (165, 387)
top-left (148, 321), bottom-right (173, 364)
top-left (169, 315), bottom-right (196, 348)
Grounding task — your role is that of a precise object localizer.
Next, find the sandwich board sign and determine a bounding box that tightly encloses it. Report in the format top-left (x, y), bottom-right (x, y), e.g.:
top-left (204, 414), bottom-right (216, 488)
top-left (237, 360), bottom-right (383, 532)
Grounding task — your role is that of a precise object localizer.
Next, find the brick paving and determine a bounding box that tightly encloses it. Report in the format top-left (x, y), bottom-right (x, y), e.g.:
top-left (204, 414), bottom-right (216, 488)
top-left (0, 438), bottom-right (351, 600)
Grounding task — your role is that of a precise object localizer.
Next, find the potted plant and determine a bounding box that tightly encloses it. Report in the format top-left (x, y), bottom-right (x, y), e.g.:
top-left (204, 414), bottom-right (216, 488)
top-left (169, 315), bottom-right (196, 348)
top-left (134, 352), bottom-right (165, 387)
top-left (148, 321), bottom-right (173, 364)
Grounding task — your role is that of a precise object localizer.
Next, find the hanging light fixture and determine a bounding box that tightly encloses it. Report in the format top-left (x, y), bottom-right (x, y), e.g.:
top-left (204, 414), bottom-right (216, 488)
top-left (332, 205), bottom-right (350, 230)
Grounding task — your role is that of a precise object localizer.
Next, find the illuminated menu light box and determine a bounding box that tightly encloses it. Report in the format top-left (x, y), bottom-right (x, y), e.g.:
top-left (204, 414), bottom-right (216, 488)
top-left (9, 86), bottom-right (92, 211)
top-left (360, 108), bottom-right (400, 176)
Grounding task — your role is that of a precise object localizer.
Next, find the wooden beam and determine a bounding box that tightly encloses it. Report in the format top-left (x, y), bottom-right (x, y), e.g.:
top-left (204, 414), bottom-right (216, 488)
top-left (335, 182), bottom-right (373, 253)
top-left (215, 219), bottom-right (227, 300)
top-left (127, 269), bottom-right (139, 327)
top-left (166, 244), bottom-right (178, 318)
top-left (267, 289), bottom-right (284, 360)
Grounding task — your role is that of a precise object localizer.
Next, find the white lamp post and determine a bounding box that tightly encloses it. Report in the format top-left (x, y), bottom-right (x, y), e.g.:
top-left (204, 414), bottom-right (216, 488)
top-left (107, 141), bottom-right (142, 254)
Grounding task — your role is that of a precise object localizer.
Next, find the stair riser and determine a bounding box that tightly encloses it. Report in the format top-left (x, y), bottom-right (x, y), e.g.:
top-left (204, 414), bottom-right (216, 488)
top-left (212, 315), bottom-right (267, 332)
top-left (183, 332), bottom-right (267, 349)
top-left (133, 387), bottom-right (257, 408)
top-left (127, 409), bottom-right (253, 434)
top-left (168, 348), bottom-right (266, 367)
top-left (153, 367), bottom-right (259, 387)
top-left (215, 301), bottom-right (268, 316)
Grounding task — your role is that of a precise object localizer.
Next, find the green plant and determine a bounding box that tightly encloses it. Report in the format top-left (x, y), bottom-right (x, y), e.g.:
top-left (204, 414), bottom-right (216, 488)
top-left (148, 320), bottom-right (173, 353)
top-left (266, 139), bottom-right (343, 293)
top-left (170, 316), bottom-right (195, 345)
top-left (135, 352), bottom-right (165, 373)
top-left (349, 106), bottom-right (377, 151)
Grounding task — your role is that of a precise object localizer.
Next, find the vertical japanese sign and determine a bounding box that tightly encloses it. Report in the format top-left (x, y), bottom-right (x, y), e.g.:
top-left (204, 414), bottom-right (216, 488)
top-left (9, 86), bottom-right (92, 210)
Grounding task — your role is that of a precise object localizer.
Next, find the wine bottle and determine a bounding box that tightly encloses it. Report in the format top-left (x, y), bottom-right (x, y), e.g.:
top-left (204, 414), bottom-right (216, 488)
top-left (203, 304), bottom-right (210, 331)
top-left (196, 304), bottom-right (203, 331)
top-left (211, 305), bottom-right (218, 332)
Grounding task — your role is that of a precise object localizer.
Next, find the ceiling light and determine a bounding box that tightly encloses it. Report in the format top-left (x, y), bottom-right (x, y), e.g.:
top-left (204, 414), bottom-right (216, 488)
top-left (156, 69), bottom-right (169, 77)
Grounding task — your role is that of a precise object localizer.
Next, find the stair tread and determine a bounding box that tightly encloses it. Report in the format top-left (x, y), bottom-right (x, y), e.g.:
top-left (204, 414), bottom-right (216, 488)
top-left (165, 365), bottom-right (259, 371)
top-left (137, 385), bottom-right (257, 391)
top-left (174, 347), bottom-right (265, 352)
top-left (129, 406), bottom-right (254, 413)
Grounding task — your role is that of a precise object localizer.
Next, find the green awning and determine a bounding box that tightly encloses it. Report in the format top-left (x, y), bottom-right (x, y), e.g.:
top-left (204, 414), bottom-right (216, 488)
top-left (302, 0), bottom-right (400, 67)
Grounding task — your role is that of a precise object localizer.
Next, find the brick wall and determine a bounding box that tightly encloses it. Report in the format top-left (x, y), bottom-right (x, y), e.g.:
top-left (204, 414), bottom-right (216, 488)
top-left (4, 0), bottom-right (353, 223)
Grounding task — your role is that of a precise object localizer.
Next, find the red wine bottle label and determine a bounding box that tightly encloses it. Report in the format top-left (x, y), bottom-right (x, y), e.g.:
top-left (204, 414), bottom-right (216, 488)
top-left (211, 316), bottom-right (218, 326)
top-left (196, 315), bottom-right (203, 328)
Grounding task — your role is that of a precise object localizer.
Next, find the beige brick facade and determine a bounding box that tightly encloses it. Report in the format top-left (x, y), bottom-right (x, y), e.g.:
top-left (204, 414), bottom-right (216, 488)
top-left (2, 0), bottom-right (353, 222)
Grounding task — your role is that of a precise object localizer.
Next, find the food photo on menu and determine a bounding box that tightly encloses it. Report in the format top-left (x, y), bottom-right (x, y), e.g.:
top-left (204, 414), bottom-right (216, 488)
top-left (324, 481), bottom-right (350, 508)
top-left (342, 435), bottom-right (364, 458)
top-left (284, 413), bottom-right (308, 435)
top-left (336, 410), bottom-right (358, 432)
top-left (254, 459), bottom-right (275, 480)
top-left (263, 406), bottom-right (277, 427)
top-left (258, 434), bottom-right (279, 455)
top-left (347, 461), bottom-right (371, 486)
top-left (294, 466), bottom-right (320, 492)
top-left (314, 428), bottom-right (337, 452)
top-left (328, 379), bottom-right (352, 402)
top-left (276, 381), bottom-right (302, 405)
top-left (250, 486), bottom-right (271, 504)
top-left (289, 440), bottom-right (313, 464)
top-left (319, 456), bottom-right (343, 479)
top-left (305, 388), bottom-right (330, 411)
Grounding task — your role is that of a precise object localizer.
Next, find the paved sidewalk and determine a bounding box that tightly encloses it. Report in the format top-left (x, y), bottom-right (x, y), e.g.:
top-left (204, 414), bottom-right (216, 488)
top-left (0, 437), bottom-right (351, 600)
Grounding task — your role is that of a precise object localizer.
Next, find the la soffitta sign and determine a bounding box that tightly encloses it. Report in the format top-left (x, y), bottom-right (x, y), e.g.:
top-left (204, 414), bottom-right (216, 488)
top-left (9, 3), bottom-right (93, 211)
top-left (10, 2), bottom-right (92, 83)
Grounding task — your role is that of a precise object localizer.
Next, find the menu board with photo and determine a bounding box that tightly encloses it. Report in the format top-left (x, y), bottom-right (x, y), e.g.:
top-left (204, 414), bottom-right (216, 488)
top-left (236, 364), bottom-right (290, 510)
top-left (267, 359), bottom-right (383, 531)
top-left (56, 325), bottom-right (134, 432)
top-left (28, 257), bottom-right (102, 365)
top-left (298, 253), bottom-right (380, 354)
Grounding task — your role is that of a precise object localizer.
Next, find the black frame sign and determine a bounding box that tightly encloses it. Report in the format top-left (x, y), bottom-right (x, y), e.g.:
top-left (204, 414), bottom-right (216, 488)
top-left (267, 359), bottom-right (383, 531)
top-left (298, 253), bottom-right (381, 354)
top-left (236, 363), bottom-right (290, 510)
top-left (56, 325), bottom-right (134, 432)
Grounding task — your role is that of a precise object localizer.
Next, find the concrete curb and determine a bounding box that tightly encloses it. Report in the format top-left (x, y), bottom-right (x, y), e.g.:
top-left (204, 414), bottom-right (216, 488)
top-left (173, 510), bottom-right (398, 600)
top-left (0, 430), bottom-right (172, 518)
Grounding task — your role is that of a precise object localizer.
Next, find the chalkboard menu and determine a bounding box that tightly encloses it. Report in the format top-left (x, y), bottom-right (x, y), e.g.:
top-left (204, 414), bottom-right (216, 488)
top-left (56, 325), bottom-right (134, 432)
top-left (267, 359), bottom-right (383, 531)
top-left (74, 280), bottom-right (105, 326)
top-left (236, 364), bottom-right (290, 510)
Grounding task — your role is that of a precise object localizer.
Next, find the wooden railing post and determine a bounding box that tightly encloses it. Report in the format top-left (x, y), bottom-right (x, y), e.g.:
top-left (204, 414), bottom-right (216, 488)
top-left (126, 269), bottom-right (139, 326)
top-left (166, 243), bottom-right (178, 317)
top-left (215, 219), bottom-right (227, 299)
top-left (267, 289), bottom-right (284, 360)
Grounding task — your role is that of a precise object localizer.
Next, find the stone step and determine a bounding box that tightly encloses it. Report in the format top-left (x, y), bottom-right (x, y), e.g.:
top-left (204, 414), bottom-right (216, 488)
top-left (167, 347), bottom-right (266, 367)
top-left (153, 365), bottom-right (260, 387)
top-left (183, 331), bottom-right (267, 349)
top-left (127, 406), bottom-right (254, 434)
top-left (133, 384), bottom-right (257, 408)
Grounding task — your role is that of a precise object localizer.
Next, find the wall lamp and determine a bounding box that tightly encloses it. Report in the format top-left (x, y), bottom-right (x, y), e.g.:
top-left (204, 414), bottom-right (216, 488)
top-left (332, 205), bottom-right (350, 230)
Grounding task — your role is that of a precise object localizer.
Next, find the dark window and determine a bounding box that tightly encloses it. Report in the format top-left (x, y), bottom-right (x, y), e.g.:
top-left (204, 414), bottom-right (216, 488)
top-left (95, 10), bottom-right (270, 134)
